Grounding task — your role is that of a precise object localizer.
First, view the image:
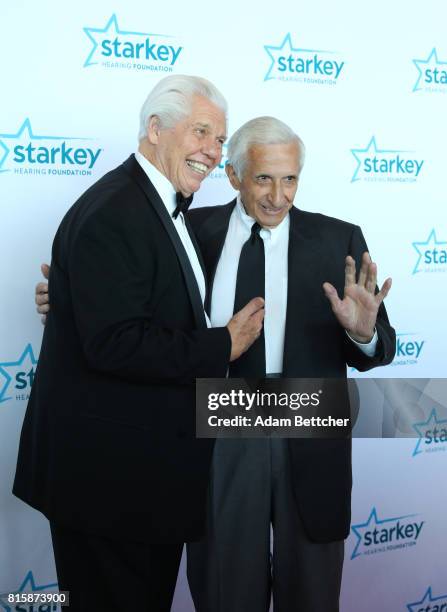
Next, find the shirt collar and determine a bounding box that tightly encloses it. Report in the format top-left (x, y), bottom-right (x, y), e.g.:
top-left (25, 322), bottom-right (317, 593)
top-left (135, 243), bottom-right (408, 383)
top-left (236, 194), bottom-right (290, 242)
top-left (135, 151), bottom-right (177, 215)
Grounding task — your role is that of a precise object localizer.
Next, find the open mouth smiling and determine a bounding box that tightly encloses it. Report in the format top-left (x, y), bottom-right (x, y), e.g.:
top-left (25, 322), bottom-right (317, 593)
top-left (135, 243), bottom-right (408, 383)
top-left (260, 204), bottom-right (286, 215)
top-left (186, 160), bottom-right (209, 175)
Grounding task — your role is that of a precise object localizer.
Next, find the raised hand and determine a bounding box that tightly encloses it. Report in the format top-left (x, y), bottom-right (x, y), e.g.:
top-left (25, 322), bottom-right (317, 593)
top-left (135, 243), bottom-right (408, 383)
top-left (322, 252), bottom-right (392, 343)
top-left (35, 263), bottom-right (50, 324)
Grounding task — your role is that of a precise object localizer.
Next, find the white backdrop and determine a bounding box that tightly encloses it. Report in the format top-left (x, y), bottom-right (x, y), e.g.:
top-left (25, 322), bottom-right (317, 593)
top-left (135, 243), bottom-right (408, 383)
top-left (1, 1), bottom-right (446, 610)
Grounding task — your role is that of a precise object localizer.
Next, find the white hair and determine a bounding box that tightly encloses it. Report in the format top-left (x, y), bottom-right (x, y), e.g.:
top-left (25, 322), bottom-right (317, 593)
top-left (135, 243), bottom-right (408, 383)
top-left (227, 116), bottom-right (305, 179)
top-left (138, 75), bottom-right (228, 141)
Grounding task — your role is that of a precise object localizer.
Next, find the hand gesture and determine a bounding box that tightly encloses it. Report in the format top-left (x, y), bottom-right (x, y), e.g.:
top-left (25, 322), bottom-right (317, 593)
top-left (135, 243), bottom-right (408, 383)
top-left (227, 297), bottom-right (265, 361)
top-left (322, 252), bottom-right (392, 343)
top-left (35, 263), bottom-right (50, 325)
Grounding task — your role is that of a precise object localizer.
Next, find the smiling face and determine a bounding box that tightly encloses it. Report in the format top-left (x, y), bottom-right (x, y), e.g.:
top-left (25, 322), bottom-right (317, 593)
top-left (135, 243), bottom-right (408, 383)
top-left (226, 141), bottom-right (301, 228)
top-left (146, 94), bottom-right (227, 196)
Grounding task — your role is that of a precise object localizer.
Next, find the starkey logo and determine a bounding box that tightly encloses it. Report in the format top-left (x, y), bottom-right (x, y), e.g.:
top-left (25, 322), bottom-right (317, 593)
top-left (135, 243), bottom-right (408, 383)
top-left (413, 48), bottom-right (447, 94)
top-left (406, 587), bottom-right (447, 612)
top-left (392, 333), bottom-right (425, 367)
top-left (412, 408), bottom-right (447, 457)
top-left (0, 344), bottom-right (38, 404)
top-left (412, 229), bottom-right (447, 274)
top-left (0, 119), bottom-right (102, 177)
top-left (351, 136), bottom-right (424, 183)
top-left (264, 33), bottom-right (345, 85)
top-left (83, 14), bottom-right (183, 72)
top-left (350, 507), bottom-right (424, 559)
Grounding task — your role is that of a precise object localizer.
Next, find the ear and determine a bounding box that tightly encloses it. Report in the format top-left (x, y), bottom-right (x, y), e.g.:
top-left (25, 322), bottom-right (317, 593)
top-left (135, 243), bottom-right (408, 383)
top-left (147, 115), bottom-right (161, 145)
top-left (225, 163), bottom-right (242, 191)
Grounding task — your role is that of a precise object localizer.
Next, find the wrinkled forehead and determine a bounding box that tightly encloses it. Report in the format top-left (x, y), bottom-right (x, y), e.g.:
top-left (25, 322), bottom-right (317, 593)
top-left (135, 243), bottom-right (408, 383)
top-left (244, 142), bottom-right (301, 175)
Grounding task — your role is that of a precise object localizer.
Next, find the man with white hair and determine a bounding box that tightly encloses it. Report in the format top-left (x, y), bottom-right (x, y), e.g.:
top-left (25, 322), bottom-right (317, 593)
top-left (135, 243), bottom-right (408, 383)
top-left (34, 114), bottom-right (395, 610)
top-left (14, 75), bottom-right (264, 611)
top-left (185, 116), bottom-right (395, 611)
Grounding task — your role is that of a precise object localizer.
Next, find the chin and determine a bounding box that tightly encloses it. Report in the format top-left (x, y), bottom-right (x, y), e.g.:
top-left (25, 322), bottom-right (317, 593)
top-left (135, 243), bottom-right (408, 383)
top-left (259, 213), bottom-right (286, 227)
top-left (190, 177), bottom-right (207, 193)
top-left (179, 182), bottom-right (197, 195)
top-left (192, 181), bottom-right (204, 193)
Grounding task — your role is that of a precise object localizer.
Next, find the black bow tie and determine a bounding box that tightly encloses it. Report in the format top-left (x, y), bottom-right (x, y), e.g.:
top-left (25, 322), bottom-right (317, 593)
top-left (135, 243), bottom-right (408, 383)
top-left (173, 192), bottom-right (194, 219)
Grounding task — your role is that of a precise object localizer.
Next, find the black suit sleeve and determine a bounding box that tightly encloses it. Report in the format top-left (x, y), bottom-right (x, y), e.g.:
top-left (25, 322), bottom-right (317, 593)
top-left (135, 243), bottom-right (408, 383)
top-left (343, 225), bottom-right (396, 371)
top-left (65, 204), bottom-right (231, 384)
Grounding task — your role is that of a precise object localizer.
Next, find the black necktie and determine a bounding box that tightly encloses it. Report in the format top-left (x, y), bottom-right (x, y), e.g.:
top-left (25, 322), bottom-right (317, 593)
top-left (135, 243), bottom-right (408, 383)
top-left (173, 192), bottom-right (194, 219)
top-left (229, 222), bottom-right (266, 378)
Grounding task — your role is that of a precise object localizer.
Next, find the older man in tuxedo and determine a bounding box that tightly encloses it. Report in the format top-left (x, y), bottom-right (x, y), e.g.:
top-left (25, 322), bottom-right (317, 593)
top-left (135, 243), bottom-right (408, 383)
top-left (15, 75), bottom-right (264, 612)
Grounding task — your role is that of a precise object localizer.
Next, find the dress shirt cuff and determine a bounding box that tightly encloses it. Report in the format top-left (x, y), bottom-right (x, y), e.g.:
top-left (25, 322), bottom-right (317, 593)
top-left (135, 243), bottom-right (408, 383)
top-left (346, 328), bottom-right (378, 357)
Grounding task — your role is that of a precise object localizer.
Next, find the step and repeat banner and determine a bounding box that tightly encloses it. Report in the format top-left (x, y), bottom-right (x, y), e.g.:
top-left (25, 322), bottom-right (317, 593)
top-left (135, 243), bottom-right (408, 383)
top-left (1, 1), bottom-right (446, 610)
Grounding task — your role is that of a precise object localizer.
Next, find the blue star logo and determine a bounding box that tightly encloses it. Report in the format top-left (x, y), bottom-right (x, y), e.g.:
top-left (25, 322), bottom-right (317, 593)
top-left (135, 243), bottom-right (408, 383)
top-left (264, 33), bottom-right (333, 81)
top-left (350, 507), bottom-right (417, 559)
top-left (350, 136), bottom-right (409, 183)
top-left (413, 47), bottom-right (447, 92)
top-left (0, 118), bottom-right (88, 173)
top-left (83, 14), bottom-right (171, 67)
top-left (407, 587), bottom-right (447, 612)
top-left (412, 229), bottom-right (447, 274)
top-left (0, 571), bottom-right (58, 611)
top-left (412, 408), bottom-right (447, 456)
top-left (0, 344), bottom-right (38, 404)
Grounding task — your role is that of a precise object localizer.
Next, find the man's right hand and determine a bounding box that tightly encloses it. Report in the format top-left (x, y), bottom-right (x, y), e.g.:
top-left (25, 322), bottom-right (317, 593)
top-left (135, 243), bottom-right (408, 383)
top-left (227, 297), bottom-right (265, 362)
top-left (35, 263), bottom-right (50, 324)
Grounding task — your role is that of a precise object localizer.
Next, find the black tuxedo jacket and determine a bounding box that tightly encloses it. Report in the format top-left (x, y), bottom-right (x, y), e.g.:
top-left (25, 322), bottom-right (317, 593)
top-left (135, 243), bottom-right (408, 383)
top-left (188, 199), bottom-right (396, 542)
top-left (13, 155), bottom-right (231, 543)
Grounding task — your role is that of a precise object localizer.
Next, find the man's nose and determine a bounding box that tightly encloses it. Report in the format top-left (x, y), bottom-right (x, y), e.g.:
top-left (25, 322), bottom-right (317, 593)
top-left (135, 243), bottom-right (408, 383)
top-left (201, 136), bottom-right (221, 163)
top-left (269, 183), bottom-right (284, 206)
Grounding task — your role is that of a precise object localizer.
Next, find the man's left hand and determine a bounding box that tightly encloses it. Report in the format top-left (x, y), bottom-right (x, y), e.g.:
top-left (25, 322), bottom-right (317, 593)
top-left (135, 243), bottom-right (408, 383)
top-left (322, 252), bottom-right (392, 343)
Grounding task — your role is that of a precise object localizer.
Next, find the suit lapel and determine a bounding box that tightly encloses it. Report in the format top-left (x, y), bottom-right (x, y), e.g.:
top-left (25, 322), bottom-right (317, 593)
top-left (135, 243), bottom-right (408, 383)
top-left (184, 214), bottom-right (208, 293)
top-left (122, 155), bottom-right (208, 329)
top-left (195, 200), bottom-right (236, 313)
top-left (282, 207), bottom-right (322, 375)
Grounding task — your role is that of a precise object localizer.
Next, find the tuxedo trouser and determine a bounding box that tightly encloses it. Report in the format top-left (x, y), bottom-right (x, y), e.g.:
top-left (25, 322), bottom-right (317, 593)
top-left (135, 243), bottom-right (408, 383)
top-left (50, 522), bottom-right (182, 612)
top-left (187, 438), bottom-right (344, 612)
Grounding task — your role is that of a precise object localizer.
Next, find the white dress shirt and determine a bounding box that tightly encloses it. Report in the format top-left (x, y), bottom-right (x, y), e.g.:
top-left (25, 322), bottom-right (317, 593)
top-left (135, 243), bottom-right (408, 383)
top-left (211, 197), bottom-right (377, 374)
top-left (135, 151), bottom-right (210, 327)
top-left (211, 197), bottom-right (289, 374)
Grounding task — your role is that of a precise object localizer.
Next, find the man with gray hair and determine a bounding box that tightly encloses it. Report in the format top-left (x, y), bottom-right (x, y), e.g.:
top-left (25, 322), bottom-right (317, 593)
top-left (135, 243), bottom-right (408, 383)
top-left (185, 116), bottom-right (395, 611)
top-left (34, 114), bottom-right (395, 610)
top-left (14, 75), bottom-right (264, 611)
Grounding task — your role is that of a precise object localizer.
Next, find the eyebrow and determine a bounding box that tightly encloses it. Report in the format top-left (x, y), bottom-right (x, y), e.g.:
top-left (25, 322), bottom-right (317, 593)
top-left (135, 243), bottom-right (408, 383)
top-left (193, 122), bottom-right (227, 140)
top-left (255, 173), bottom-right (298, 178)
